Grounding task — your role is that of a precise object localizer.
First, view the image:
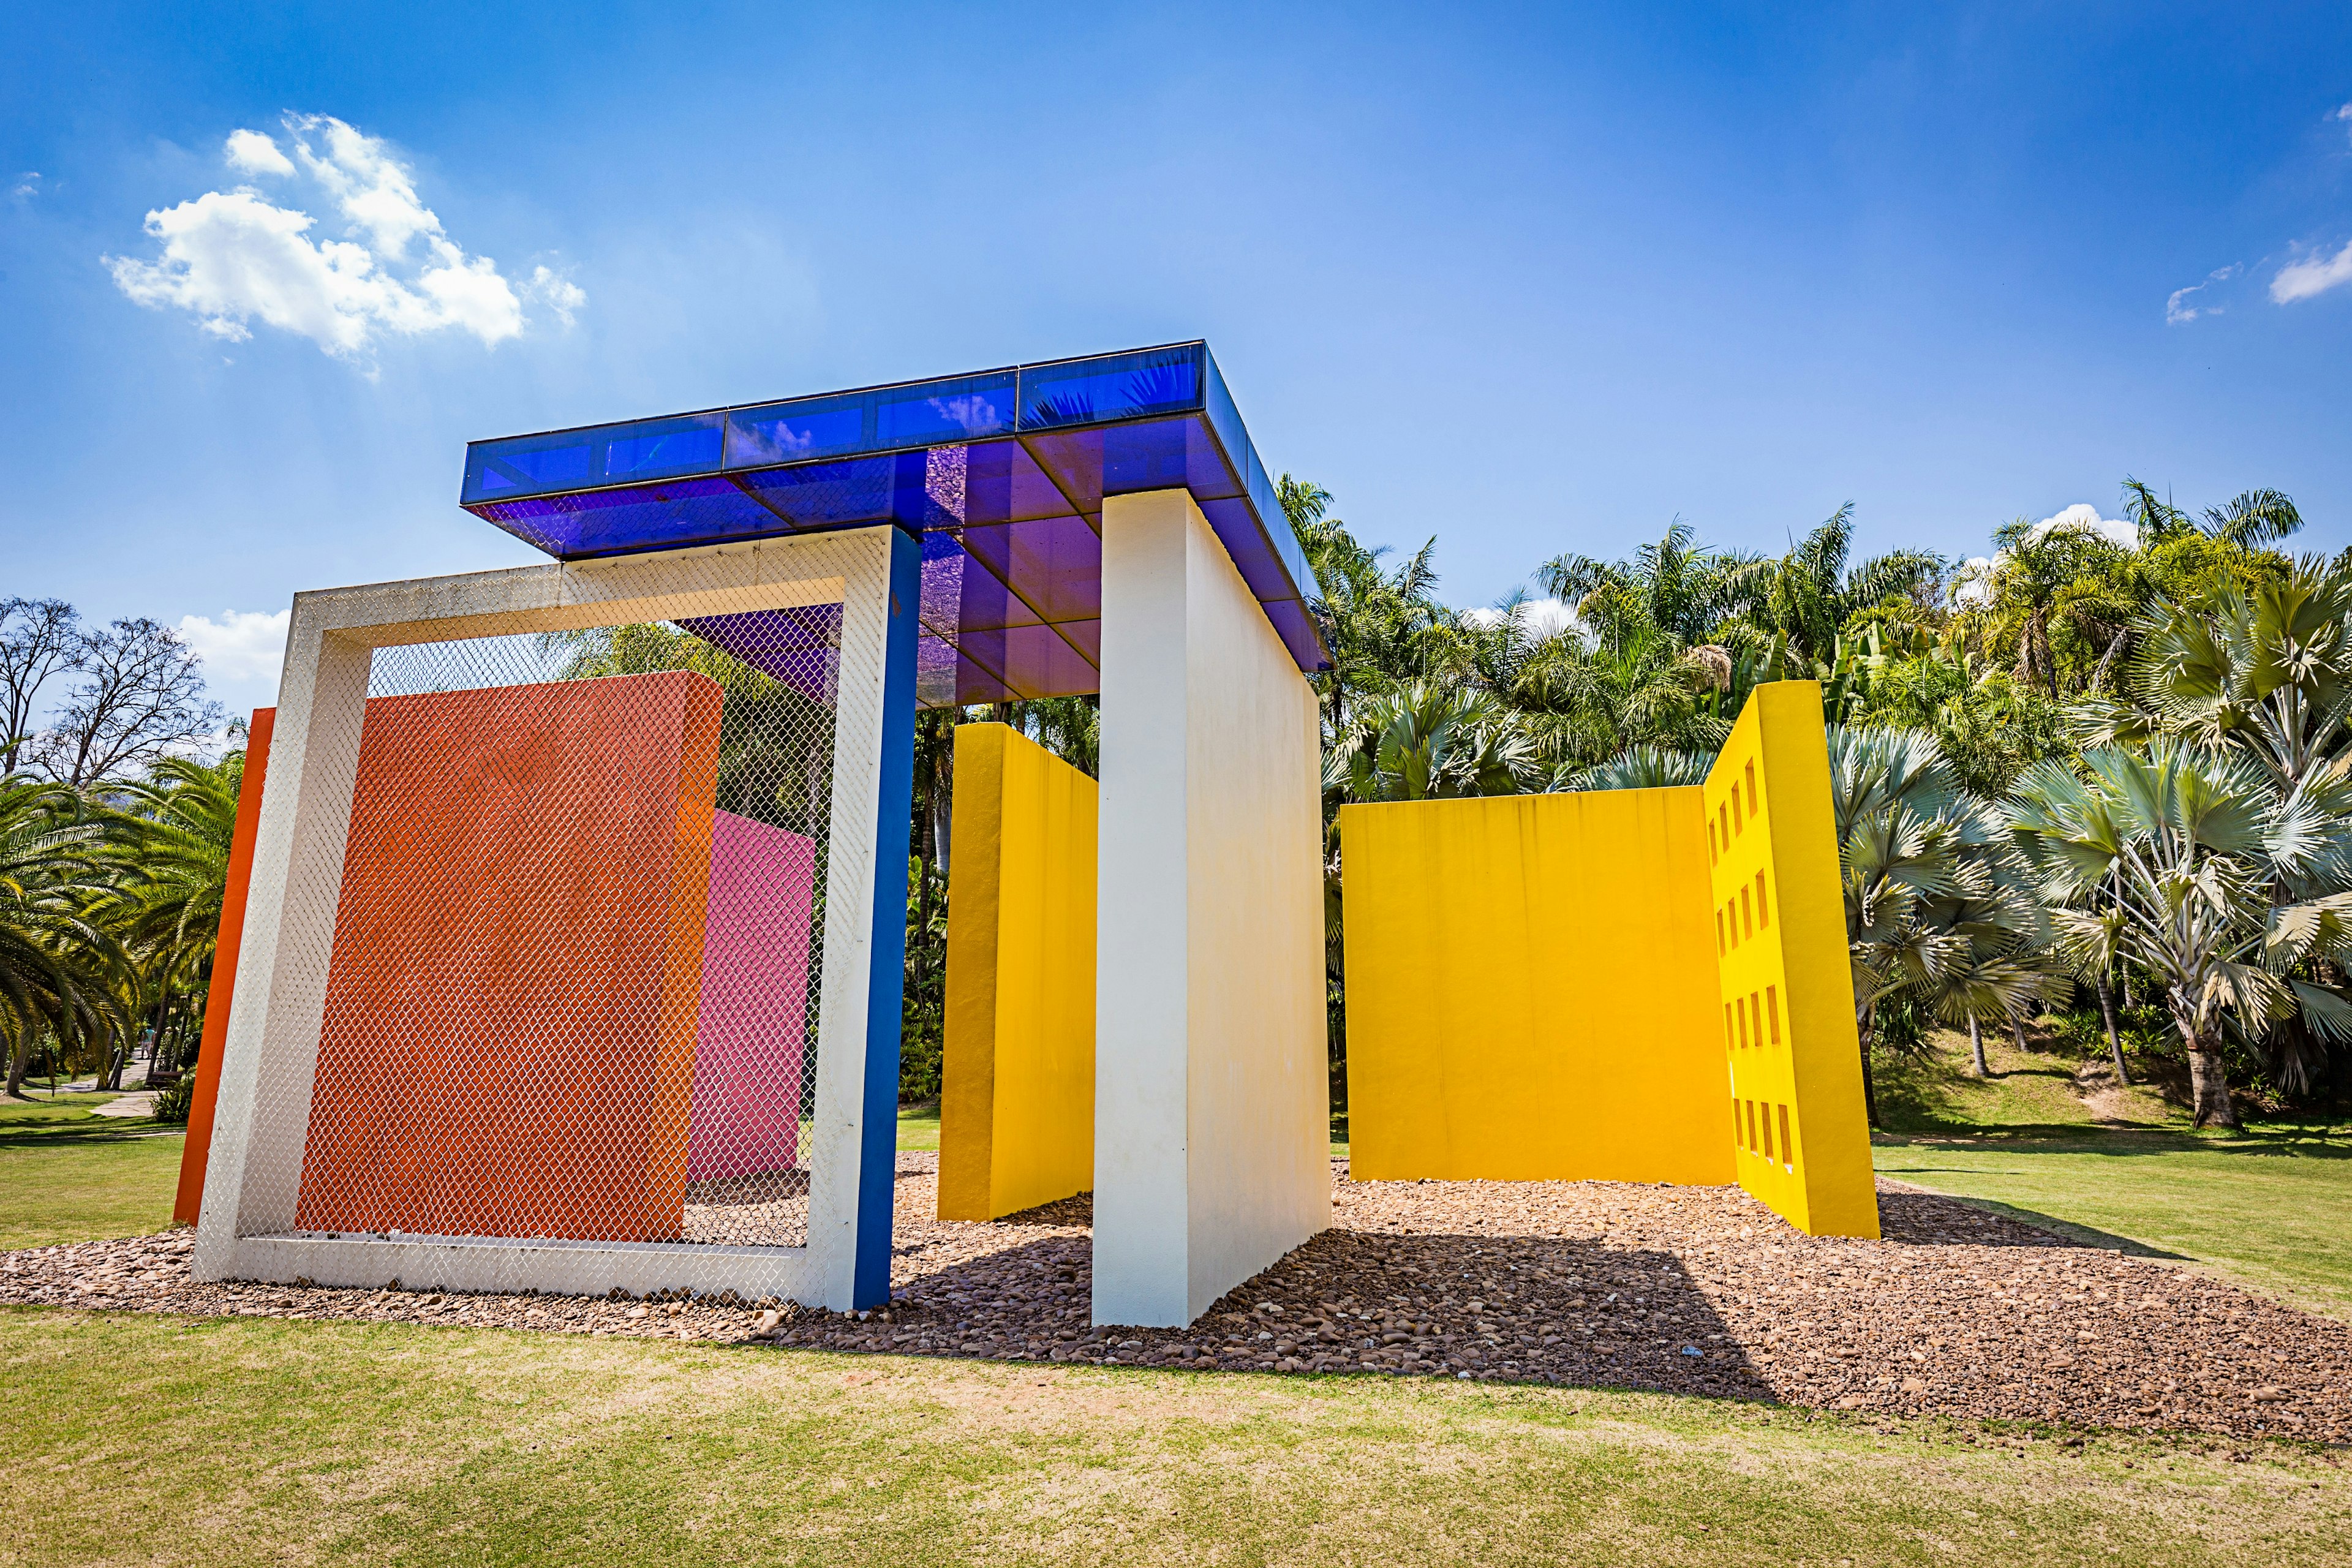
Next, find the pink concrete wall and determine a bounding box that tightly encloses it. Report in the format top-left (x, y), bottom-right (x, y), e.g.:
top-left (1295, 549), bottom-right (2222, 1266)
top-left (686, 810), bottom-right (818, 1182)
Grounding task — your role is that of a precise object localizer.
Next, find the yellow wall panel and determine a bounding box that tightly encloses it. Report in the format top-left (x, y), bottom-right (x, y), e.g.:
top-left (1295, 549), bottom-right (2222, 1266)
top-left (1340, 789), bottom-right (1734, 1184)
top-left (938, 724), bottom-right (1098, 1220)
top-left (1706, 681), bottom-right (1879, 1237)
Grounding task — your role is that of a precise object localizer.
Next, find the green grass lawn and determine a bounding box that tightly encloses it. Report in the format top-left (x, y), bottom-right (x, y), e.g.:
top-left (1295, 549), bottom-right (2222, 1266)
top-left (1872, 1031), bottom-right (2352, 1321)
top-left (0, 1095), bottom-right (183, 1250)
top-left (895, 1101), bottom-right (939, 1151)
top-left (2, 1308), bottom-right (2344, 1568)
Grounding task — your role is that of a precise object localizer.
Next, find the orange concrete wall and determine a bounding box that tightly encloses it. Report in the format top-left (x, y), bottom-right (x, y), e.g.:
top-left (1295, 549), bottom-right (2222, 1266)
top-left (173, 707), bottom-right (275, 1226)
top-left (293, 672), bottom-right (725, 1243)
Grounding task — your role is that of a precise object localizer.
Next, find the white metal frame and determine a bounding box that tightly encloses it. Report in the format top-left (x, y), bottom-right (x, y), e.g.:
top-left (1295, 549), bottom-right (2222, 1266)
top-left (192, 527), bottom-right (899, 1308)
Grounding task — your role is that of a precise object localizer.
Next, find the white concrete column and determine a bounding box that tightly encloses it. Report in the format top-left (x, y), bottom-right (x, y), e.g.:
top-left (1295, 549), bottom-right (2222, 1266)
top-left (1093, 488), bottom-right (1327, 1327)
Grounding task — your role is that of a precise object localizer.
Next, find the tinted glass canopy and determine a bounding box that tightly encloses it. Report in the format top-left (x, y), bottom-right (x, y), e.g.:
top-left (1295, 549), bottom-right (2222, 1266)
top-left (461, 342), bottom-right (1329, 706)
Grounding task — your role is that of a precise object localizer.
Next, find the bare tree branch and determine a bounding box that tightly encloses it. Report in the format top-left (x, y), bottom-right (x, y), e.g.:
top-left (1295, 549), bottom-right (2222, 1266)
top-left (0, 598), bottom-right (83, 773)
top-left (31, 619), bottom-right (224, 788)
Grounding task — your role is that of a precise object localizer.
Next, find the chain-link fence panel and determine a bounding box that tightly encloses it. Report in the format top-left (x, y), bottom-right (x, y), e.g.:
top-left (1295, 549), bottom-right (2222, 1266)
top-left (198, 532), bottom-right (898, 1305)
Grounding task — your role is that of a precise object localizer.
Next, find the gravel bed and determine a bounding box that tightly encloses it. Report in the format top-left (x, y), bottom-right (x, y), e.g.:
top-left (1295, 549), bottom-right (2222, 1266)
top-left (5, 1153), bottom-right (2346, 1445)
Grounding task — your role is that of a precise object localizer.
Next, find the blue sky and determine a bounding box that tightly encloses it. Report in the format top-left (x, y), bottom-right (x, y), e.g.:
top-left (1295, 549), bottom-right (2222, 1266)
top-left (4, 2), bottom-right (2350, 716)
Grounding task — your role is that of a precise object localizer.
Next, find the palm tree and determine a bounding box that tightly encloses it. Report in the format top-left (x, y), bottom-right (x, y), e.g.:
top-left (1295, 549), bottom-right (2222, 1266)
top-left (1957, 518), bottom-right (2135, 698)
top-left (2123, 478), bottom-right (2304, 549)
top-left (1558, 745), bottom-right (1714, 791)
top-left (1829, 728), bottom-right (2051, 1121)
top-left (1, 777), bottom-right (135, 1097)
top-left (1324, 682), bottom-right (1536, 805)
top-left (94, 753), bottom-right (243, 1085)
top-left (1719, 505), bottom-right (1943, 677)
top-left (2120, 558), bottom-right (2352, 1093)
top-left (2008, 741), bottom-right (2352, 1128)
top-left (1539, 520), bottom-right (1757, 646)
top-left (1495, 605), bottom-right (1731, 773)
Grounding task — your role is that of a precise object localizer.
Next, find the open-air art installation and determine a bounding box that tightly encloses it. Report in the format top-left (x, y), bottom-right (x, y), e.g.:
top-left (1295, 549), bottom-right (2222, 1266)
top-left (176, 342), bottom-right (1874, 1333)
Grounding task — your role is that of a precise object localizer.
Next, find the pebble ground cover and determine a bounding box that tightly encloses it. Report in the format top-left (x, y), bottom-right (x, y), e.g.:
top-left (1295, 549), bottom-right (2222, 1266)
top-left (7, 1155), bottom-right (2348, 1446)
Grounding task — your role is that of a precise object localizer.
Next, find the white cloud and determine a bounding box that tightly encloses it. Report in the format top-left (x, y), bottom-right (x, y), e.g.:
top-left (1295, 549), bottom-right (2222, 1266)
top-left (1463, 597), bottom-right (1585, 641)
top-left (2272, 238), bottom-right (2352, 304)
top-left (523, 264), bottom-right (587, 326)
top-left (224, 129), bottom-right (293, 178)
top-left (2165, 263), bottom-right (2238, 323)
top-left (10, 172), bottom-right (39, 198)
top-left (2337, 102), bottom-right (2352, 140)
top-left (178, 609), bottom-right (289, 687)
top-left (2027, 503), bottom-right (2136, 550)
top-left (1952, 556), bottom-right (1996, 607)
top-left (1954, 506), bottom-right (2133, 607)
top-left (104, 114), bottom-right (584, 363)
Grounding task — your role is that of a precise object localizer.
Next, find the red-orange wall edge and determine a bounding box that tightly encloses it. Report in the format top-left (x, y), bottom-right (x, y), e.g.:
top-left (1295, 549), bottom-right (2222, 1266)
top-left (173, 707), bottom-right (273, 1225)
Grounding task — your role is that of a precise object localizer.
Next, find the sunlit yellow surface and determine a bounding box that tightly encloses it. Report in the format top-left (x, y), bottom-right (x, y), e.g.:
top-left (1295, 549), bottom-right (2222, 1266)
top-left (1706, 680), bottom-right (1879, 1237)
top-left (938, 723), bottom-right (1098, 1220)
top-left (1340, 788), bottom-right (1733, 1184)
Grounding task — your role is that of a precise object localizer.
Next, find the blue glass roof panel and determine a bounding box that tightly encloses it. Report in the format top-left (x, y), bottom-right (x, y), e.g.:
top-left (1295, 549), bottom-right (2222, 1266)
top-left (725, 371), bottom-right (1016, 469)
top-left (462, 412), bottom-right (726, 506)
top-left (1014, 344), bottom-right (1202, 432)
top-left (458, 341), bottom-right (1330, 680)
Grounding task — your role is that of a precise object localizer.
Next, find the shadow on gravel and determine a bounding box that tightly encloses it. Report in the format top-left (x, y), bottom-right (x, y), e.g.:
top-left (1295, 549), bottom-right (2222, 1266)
top-left (1882, 1189), bottom-right (2189, 1261)
top-left (1188, 1226), bottom-right (1770, 1398)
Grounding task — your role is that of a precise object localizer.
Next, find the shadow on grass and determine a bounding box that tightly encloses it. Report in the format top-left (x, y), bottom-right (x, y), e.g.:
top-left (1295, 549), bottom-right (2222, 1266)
top-left (0, 1112), bottom-right (177, 1151)
top-left (1879, 1124), bottom-right (2352, 1161)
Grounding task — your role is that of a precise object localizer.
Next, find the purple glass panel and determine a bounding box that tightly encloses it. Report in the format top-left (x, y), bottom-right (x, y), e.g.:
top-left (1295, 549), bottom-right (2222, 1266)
top-left (915, 633), bottom-right (964, 708)
top-left (1017, 428), bottom-right (1104, 514)
top-left (1051, 619), bottom-right (1101, 663)
top-left (919, 534), bottom-right (1040, 635)
top-left (932, 627), bottom-right (1022, 698)
top-left (675, 606), bottom-right (843, 704)
top-left (724, 371), bottom-right (1016, 469)
top-left (951, 650), bottom-right (1017, 706)
top-left (1196, 497), bottom-right (1298, 605)
top-left (958, 514), bottom-right (1102, 625)
top-left (999, 623), bottom-right (1101, 700)
top-left (469, 477), bottom-right (788, 558)
top-left (733, 451), bottom-right (935, 530)
top-left (457, 343), bottom-right (1333, 674)
top-left (1262, 598), bottom-right (1327, 674)
top-left (952, 438), bottom-right (1085, 526)
top-left (1099, 415), bottom-right (1243, 500)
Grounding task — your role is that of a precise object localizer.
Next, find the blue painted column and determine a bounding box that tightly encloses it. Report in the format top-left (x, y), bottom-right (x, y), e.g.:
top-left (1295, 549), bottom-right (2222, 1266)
top-left (852, 522), bottom-right (922, 1308)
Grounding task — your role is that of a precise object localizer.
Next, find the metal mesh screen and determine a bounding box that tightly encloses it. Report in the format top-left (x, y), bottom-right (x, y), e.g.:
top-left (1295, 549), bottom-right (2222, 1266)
top-left (284, 603), bottom-right (846, 1253)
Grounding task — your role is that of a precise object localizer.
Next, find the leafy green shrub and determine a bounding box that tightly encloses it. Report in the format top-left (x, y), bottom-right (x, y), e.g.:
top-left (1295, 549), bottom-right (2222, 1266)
top-left (149, 1075), bottom-right (194, 1125)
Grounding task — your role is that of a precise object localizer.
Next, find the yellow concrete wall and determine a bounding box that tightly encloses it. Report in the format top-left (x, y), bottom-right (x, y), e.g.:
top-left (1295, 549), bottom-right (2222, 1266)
top-left (938, 723), bottom-right (1098, 1220)
top-left (1340, 790), bottom-right (1734, 1184)
top-left (1706, 680), bottom-right (1879, 1237)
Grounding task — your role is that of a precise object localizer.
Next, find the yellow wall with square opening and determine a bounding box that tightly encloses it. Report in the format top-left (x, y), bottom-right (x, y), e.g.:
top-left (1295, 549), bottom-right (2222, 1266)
top-left (1340, 789), bottom-right (1734, 1185)
top-left (1706, 681), bottom-right (1879, 1237)
top-left (938, 723), bottom-right (1098, 1221)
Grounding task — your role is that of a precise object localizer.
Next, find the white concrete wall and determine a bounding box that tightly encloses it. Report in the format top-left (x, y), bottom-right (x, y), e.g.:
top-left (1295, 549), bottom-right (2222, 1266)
top-left (1093, 488), bottom-right (1328, 1327)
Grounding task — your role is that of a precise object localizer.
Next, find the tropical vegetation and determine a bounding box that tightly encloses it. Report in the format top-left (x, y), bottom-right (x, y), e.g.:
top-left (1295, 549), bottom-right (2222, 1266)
top-left (5, 484), bottom-right (2347, 1132)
